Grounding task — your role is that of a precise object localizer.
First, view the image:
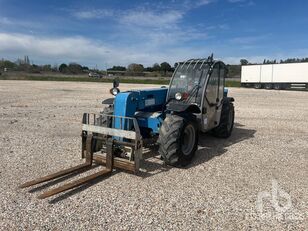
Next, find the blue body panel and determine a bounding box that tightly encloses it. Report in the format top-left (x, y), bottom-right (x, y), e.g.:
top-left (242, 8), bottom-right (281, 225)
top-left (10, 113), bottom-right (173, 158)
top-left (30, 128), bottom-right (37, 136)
top-left (112, 87), bottom-right (230, 136)
top-left (113, 88), bottom-right (167, 134)
top-left (113, 92), bottom-right (138, 131)
top-left (135, 112), bottom-right (163, 134)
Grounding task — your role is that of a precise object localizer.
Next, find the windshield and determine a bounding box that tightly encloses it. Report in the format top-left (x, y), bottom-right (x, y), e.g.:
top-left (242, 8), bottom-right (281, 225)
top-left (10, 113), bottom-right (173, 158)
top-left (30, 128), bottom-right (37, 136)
top-left (168, 63), bottom-right (210, 105)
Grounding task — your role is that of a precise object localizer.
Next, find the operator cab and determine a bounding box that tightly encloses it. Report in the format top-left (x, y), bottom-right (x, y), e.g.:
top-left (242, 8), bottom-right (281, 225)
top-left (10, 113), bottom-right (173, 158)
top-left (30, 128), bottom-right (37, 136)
top-left (166, 56), bottom-right (228, 132)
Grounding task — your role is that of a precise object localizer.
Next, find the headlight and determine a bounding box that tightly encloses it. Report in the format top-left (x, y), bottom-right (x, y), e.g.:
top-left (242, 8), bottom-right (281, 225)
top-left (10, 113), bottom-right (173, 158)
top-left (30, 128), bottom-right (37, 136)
top-left (110, 87), bottom-right (120, 96)
top-left (175, 92), bottom-right (182, 101)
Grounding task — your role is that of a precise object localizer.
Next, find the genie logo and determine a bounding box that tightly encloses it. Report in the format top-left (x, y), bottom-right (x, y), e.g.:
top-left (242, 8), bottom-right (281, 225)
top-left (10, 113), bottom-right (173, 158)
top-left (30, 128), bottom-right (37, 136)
top-left (256, 179), bottom-right (293, 220)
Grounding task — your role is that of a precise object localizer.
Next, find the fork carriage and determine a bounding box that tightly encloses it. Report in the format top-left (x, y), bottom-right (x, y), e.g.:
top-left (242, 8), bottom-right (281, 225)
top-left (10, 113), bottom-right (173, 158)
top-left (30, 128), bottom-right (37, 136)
top-left (20, 113), bottom-right (145, 199)
top-left (82, 113), bottom-right (144, 173)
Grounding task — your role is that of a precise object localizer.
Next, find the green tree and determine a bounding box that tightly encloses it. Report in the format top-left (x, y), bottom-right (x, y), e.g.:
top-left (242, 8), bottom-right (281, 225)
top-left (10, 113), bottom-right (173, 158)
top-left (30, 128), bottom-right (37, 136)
top-left (42, 64), bottom-right (52, 72)
top-left (160, 62), bottom-right (172, 75)
top-left (0, 60), bottom-right (16, 70)
top-left (226, 64), bottom-right (241, 78)
top-left (108, 66), bottom-right (126, 71)
top-left (59, 63), bottom-right (68, 73)
top-left (68, 63), bottom-right (83, 74)
top-left (240, 59), bottom-right (249, 65)
top-left (152, 63), bottom-right (160, 72)
top-left (144, 66), bottom-right (153, 72)
top-left (127, 63), bottom-right (144, 73)
top-left (29, 64), bottom-right (41, 73)
top-left (82, 66), bottom-right (89, 71)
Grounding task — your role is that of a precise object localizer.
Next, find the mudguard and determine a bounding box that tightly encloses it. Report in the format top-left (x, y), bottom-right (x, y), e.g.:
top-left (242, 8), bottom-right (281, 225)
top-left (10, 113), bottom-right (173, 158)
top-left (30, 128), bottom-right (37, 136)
top-left (102, 98), bottom-right (114, 105)
top-left (166, 102), bottom-right (201, 113)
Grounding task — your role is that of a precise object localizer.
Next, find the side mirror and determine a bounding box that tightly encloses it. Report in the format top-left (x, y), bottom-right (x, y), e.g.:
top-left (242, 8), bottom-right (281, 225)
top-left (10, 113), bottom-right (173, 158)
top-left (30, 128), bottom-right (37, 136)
top-left (113, 77), bottom-right (120, 88)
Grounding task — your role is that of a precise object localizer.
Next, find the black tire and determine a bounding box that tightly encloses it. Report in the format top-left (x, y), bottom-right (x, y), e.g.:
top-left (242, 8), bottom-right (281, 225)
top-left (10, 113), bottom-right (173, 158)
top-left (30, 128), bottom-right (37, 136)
top-left (265, 83), bottom-right (273, 90)
top-left (273, 83), bottom-right (282, 90)
top-left (212, 99), bottom-right (234, 138)
top-left (254, 83), bottom-right (262, 89)
top-left (158, 114), bottom-right (198, 166)
top-left (92, 105), bottom-right (113, 152)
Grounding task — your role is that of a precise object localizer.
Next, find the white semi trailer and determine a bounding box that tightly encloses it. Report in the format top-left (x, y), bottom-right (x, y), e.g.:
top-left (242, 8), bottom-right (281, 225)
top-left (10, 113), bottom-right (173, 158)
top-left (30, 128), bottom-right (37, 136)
top-left (241, 63), bottom-right (308, 90)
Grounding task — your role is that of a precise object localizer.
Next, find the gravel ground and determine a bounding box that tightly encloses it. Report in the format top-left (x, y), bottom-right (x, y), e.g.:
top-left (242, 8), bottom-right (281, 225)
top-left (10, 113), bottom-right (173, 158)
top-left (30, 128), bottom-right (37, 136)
top-left (0, 80), bottom-right (307, 230)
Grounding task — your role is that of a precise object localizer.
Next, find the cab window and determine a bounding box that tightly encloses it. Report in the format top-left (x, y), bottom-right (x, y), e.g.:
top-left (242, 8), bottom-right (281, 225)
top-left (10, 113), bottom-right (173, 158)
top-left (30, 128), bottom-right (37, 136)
top-left (218, 63), bottom-right (225, 100)
top-left (206, 64), bottom-right (219, 104)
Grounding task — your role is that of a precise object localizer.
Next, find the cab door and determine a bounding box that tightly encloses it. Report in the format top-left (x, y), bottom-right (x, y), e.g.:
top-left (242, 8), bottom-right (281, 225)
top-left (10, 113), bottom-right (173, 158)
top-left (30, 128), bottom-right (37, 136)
top-left (202, 62), bottom-right (225, 131)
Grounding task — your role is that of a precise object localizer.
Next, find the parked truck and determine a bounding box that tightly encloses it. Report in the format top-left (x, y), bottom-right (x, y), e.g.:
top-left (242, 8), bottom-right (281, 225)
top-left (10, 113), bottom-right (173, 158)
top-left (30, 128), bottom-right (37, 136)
top-left (241, 63), bottom-right (308, 90)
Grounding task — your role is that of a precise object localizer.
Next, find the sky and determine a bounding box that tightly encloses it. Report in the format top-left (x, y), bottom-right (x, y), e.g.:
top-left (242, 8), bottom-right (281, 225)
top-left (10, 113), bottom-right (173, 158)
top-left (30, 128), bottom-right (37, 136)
top-left (0, 0), bottom-right (308, 68)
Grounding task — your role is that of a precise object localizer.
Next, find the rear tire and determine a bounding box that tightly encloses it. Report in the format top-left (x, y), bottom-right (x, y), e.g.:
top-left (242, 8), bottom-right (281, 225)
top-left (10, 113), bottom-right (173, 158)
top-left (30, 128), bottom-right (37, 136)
top-left (158, 114), bottom-right (198, 166)
top-left (212, 99), bottom-right (234, 138)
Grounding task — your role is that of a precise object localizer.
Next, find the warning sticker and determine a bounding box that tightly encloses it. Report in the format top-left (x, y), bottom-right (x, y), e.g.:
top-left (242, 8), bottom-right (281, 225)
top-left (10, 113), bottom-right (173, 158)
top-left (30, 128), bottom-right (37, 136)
top-left (145, 98), bottom-right (155, 106)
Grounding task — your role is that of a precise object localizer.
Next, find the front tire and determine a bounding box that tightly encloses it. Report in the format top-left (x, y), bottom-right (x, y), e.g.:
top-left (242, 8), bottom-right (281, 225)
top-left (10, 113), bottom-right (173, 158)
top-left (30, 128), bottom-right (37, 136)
top-left (158, 114), bottom-right (198, 166)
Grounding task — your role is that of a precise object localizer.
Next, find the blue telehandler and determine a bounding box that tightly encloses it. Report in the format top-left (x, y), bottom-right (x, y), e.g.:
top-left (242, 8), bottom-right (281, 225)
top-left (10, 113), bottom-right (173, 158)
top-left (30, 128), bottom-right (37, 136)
top-left (21, 55), bottom-right (235, 199)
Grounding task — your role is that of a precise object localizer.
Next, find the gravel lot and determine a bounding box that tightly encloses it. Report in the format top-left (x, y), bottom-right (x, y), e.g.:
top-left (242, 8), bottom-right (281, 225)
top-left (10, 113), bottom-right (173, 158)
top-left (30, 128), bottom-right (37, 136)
top-left (0, 80), bottom-right (307, 230)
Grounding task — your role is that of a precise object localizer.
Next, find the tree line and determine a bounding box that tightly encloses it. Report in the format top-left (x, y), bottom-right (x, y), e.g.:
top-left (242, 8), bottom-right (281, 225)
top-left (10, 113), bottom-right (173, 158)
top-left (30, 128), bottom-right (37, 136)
top-left (0, 56), bottom-right (174, 76)
top-left (2, 55), bottom-right (308, 78)
top-left (0, 56), bottom-right (89, 74)
top-left (108, 62), bottom-right (173, 76)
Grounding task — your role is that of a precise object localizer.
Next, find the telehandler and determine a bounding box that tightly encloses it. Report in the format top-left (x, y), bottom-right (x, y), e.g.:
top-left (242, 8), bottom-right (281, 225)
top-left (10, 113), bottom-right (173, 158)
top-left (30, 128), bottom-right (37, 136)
top-left (21, 55), bottom-right (234, 199)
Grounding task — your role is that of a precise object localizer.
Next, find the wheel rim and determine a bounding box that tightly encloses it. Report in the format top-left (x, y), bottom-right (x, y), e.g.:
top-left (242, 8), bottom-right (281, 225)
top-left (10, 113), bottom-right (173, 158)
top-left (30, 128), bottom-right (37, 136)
top-left (182, 124), bottom-right (195, 155)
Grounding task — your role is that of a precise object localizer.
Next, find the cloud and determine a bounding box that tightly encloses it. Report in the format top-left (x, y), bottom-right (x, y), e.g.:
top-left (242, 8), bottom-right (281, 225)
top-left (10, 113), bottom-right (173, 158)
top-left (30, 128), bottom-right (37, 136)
top-left (114, 9), bottom-right (208, 47)
top-left (0, 32), bottom-right (209, 67)
top-left (228, 0), bottom-right (255, 6)
top-left (230, 34), bottom-right (271, 45)
top-left (178, 0), bottom-right (216, 9)
top-left (69, 1), bottom-right (214, 46)
top-left (0, 33), bottom-right (111, 65)
top-left (2, 32), bottom-right (303, 67)
top-left (0, 2), bottom-right (213, 67)
top-left (72, 9), bottom-right (114, 19)
top-left (0, 17), bottom-right (13, 25)
top-left (206, 24), bottom-right (229, 30)
top-left (71, 8), bottom-right (184, 28)
top-left (0, 1), bottom-right (215, 67)
top-left (0, 17), bottom-right (42, 29)
top-left (71, 0), bottom-right (215, 23)
top-left (0, 1), bottom-right (218, 67)
top-left (195, 0), bottom-right (215, 7)
top-left (228, 0), bottom-right (246, 3)
top-left (119, 9), bottom-right (183, 28)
